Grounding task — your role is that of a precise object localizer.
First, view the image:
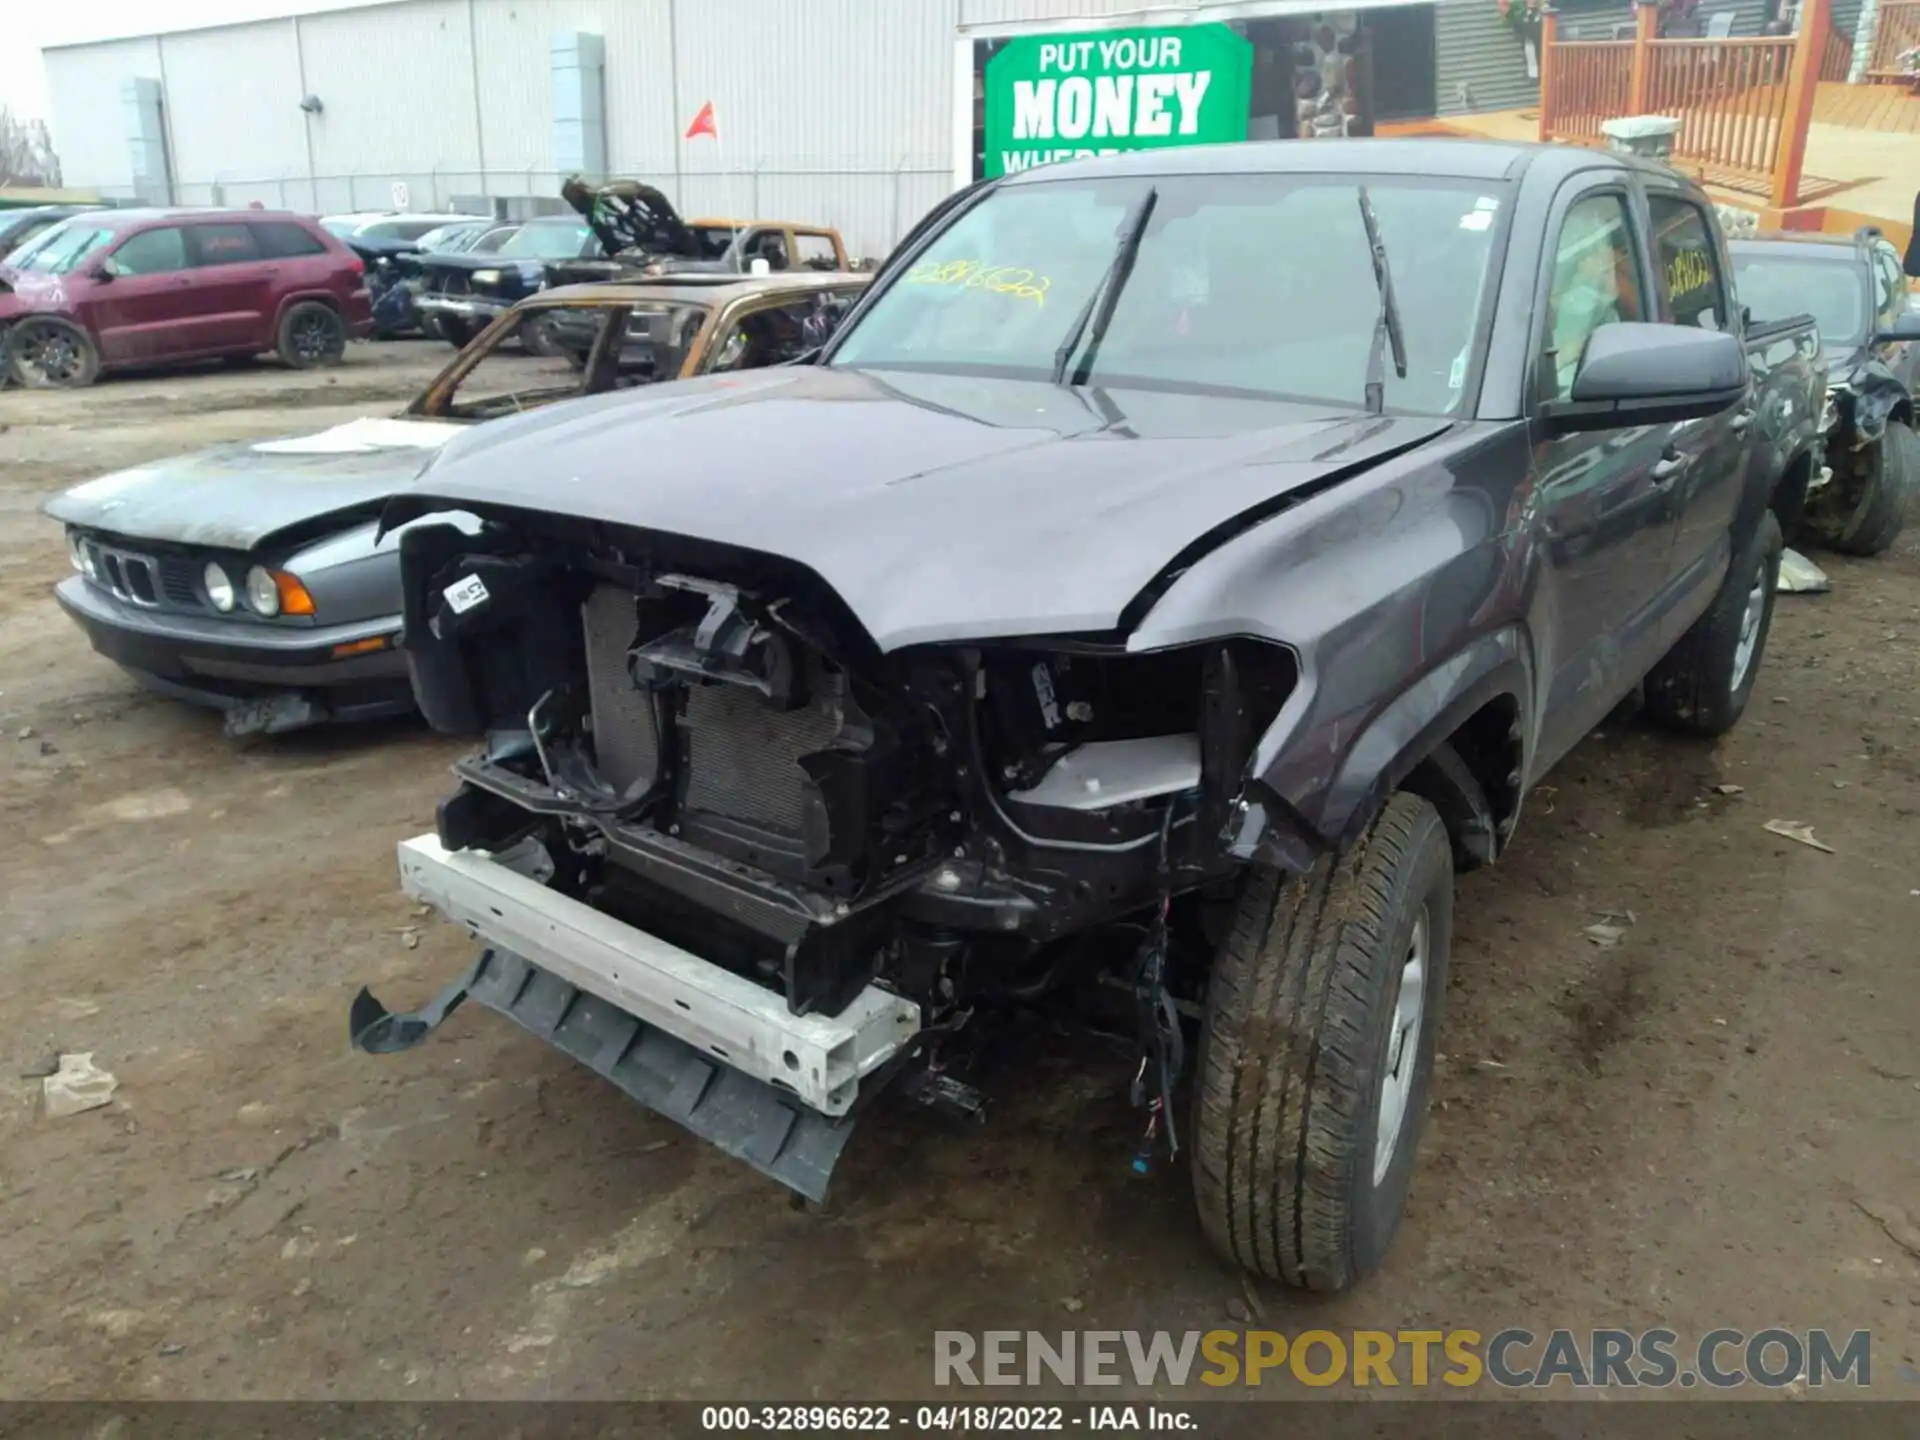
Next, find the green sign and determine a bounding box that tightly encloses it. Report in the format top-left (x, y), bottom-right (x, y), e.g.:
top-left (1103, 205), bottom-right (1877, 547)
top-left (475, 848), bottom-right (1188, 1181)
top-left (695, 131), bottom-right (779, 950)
top-left (983, 24), bottom-right (1254, 179)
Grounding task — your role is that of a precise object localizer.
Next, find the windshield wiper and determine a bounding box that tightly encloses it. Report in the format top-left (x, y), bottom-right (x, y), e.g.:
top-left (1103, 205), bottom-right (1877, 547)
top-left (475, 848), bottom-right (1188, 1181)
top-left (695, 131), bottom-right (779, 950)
top-left (1051, 186), bottom-right (1158, 387)
top-left (1356, 187), bottom-right (1408, 416)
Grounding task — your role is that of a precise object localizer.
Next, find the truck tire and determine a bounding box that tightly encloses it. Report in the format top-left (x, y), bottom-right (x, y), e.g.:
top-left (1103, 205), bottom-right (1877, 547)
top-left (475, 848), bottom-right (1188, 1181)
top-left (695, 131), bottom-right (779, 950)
top-left (438, 316), bottom-right (474, 350)
top-left (275, 302), bottom-right (346, 369)
top-left (1809, 421), bottom-right (1913, 557)
top-left (1192, 791), bottom-right (1453, 1291)
top-left (6, 316), bottom-right (101, 388)
top-left (1643, 509), bottom-right (1782, 737)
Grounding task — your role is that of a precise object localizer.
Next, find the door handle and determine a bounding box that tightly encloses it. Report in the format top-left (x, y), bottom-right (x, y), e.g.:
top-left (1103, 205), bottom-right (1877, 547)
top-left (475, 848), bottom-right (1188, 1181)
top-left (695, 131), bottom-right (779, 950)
top-left (1651, 453), bottom-right (1691, 485)
top-left (1729, 409), bottom-right (1754, 435)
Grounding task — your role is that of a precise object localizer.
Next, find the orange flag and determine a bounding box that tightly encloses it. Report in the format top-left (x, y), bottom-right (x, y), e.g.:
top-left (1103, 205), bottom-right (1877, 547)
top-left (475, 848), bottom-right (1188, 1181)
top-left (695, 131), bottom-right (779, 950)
top-left (684, 101), bottom-right (717, 140)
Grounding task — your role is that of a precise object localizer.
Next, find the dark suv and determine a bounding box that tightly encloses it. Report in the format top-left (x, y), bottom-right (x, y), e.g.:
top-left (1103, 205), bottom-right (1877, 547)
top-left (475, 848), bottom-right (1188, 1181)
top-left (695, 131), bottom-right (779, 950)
top-left (1732, 227), bottom-right (1920, 555)
top-left (0, 208), bottom-right (372, 388)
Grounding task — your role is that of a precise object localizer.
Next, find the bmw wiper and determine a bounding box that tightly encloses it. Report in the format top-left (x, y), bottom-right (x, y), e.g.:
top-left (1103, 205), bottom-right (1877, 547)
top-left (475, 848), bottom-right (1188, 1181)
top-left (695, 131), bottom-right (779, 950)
top-left (1356, 187), bottom-right (1408, 416)
top-left (1051, 186), bottom-right (1159, 387)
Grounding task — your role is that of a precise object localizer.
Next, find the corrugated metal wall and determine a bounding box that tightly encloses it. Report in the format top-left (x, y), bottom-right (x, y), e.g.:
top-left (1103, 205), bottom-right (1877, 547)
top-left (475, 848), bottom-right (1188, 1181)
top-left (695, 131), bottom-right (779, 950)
top-left (42, 37), bottom-right (163, 199)
top-left (46, 0), bottom-right (960, 256)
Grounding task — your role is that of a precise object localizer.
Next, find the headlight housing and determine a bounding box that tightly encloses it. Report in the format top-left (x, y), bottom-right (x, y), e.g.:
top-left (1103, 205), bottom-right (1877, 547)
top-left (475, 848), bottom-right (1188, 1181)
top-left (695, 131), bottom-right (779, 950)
top-left (66, 530), bottom-right (90, 575)
top-left (244, 565), bottom-right (317, 618)
top-left (203, 561), bottom-right (235, 612)
top-left (245, 565), bottom-right (282, 616)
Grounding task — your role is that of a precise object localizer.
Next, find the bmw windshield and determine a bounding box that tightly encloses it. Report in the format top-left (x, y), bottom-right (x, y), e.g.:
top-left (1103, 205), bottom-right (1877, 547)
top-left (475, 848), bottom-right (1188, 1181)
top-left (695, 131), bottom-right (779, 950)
top-left (829, 171), bottom-right (1507, 415)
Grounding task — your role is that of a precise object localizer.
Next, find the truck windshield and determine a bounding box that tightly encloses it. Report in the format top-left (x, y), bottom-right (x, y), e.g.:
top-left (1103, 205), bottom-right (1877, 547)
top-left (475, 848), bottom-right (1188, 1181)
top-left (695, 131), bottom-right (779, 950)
top-left (831, 172), bottom-right (1505, 415)
top-left (1731, 255), bottom-right (1865, 348)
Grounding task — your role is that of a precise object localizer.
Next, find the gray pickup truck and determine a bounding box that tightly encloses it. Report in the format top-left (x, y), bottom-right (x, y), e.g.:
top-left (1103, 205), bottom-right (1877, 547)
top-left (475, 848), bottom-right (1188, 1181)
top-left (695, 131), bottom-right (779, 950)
top-left (354, 140), bottom-right (1823, 1292)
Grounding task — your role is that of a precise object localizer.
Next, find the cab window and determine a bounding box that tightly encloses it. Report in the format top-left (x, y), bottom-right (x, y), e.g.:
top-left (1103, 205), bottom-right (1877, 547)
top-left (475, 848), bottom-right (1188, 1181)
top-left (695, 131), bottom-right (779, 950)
top-left (1648, 195), bottom-right (1727, 331)
top-left (794, 233), bottom-right (840, 271)
top-left (1542, 194), bottom-right (1642, 402)
top-left (110, 226), bottom-right (190, 275)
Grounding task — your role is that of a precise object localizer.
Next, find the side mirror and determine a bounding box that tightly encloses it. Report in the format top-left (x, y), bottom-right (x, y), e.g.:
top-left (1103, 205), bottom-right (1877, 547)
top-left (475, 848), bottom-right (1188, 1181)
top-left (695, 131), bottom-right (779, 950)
top-left (1543, 322), bottom-right (1746, 433)
top-left (87, 259), bottom-right (117, 282)
top-left (1872, 310), bottom-right (1920, 344)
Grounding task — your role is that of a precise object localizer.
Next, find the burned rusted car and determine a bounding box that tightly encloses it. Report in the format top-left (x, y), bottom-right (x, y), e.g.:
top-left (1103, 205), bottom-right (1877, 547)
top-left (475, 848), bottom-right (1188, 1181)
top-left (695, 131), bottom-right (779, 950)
top-left (43, 273), bottom-right (867, 737)
top-left (548, 177), bottom-right (850, 285)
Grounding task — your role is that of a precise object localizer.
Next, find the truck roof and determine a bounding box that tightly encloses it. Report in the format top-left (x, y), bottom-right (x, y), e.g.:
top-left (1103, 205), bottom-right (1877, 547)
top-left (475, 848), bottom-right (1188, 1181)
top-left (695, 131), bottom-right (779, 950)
top-left (1004, 137), bottom-right (1687, 187)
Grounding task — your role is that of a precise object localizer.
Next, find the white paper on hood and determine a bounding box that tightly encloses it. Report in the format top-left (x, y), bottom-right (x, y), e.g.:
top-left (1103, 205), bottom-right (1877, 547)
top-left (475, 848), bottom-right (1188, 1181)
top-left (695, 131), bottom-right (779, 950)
top-left (250, 417), bottom-right (464, 456)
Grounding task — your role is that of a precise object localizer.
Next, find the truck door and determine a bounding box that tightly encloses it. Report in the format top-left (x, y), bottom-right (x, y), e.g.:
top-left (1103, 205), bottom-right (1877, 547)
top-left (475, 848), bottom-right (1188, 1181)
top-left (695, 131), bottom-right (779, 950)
top-left (1642, 186), bottom-right (1752, 644)
top-left (1527, 187), bottom-right (1683, 775)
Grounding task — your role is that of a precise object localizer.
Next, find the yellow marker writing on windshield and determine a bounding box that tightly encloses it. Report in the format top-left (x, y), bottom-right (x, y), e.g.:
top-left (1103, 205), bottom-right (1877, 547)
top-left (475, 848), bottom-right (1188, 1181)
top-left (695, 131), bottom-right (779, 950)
top-left (903, 258), bottom-right (1051, 306)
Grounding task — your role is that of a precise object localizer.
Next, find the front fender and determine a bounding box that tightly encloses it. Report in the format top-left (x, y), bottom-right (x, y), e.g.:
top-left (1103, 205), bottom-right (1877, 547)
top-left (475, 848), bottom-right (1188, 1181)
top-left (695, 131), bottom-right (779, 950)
top-left (1238, 626), bottom-right (1532, 859)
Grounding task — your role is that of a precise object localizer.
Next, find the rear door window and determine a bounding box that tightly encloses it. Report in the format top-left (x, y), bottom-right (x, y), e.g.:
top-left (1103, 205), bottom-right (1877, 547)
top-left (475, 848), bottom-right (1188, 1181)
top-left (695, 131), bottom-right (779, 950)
top-left (188, 224), bottom-right (264, 267)
top-left (111, 227), bottom-right (190, 275)
top-left (1647, 194), bottom-right (1728, 331)
top-left (251, 221), bottom-right (328, 259)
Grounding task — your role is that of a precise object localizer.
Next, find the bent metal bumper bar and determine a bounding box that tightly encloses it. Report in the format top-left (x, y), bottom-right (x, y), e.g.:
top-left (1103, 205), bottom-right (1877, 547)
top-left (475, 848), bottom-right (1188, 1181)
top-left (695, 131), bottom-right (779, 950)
top-left (349, 835), bottom-right (923, 1200)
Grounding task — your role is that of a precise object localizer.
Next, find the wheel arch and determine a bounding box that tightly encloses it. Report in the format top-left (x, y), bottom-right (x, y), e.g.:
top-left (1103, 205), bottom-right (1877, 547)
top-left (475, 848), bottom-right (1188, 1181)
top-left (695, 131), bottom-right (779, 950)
top-left (1314, 630), bottom-right (1533, 872)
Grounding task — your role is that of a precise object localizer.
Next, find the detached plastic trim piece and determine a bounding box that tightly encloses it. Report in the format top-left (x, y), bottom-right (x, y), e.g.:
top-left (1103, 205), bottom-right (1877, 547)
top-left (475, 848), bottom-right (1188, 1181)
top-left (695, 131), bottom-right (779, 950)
top-left (395, 833), bottom-right (920, 1117)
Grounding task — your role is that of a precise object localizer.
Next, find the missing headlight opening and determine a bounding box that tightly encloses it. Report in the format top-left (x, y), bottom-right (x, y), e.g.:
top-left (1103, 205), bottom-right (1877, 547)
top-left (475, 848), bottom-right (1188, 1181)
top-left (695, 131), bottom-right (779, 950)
top-left (385, 514), bottom-right (1296, 1120)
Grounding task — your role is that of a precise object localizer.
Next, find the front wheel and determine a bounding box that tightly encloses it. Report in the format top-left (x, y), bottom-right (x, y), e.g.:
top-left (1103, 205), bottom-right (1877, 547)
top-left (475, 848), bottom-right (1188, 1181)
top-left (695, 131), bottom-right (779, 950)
top-left (1806, 421), bottom-right (1913, 558)
top-left (7, 316), bottom-right (101, 388)
top-left (1192, 791), bottom-right (1453, 1291)
top-left (275, 302), bottom-right (346, 369)
top-left (1643, 509), bottom-right (1782, 736)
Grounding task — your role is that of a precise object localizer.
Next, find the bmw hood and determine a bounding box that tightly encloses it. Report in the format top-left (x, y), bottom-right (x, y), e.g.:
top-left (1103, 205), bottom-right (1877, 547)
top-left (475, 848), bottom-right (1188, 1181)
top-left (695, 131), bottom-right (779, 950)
top-left (44, 417), bottom-right (467, 552)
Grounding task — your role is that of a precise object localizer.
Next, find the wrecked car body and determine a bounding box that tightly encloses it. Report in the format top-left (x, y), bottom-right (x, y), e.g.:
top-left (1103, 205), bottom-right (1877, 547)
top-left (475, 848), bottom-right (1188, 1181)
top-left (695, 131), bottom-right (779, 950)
top-left (359, 141), bottom-right (1808, 1290)
top-left (1732, 228), bottom-right (1920, 556)
top-left (42, 274), bottom-right (867, 737)
top-left (550, 177), bottom-right (850, 285)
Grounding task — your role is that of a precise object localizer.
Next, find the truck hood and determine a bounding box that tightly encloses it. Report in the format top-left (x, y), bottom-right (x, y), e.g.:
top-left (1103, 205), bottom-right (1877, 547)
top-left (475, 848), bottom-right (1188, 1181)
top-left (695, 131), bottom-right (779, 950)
top-left (44, 417), bottom-right (466, 551)
top-left (390, 366), bottom-right (1452, 649)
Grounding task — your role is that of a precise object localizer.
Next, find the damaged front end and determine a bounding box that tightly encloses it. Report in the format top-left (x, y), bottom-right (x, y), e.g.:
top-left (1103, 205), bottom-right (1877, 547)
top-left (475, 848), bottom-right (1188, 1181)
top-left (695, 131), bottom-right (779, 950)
top-left (352, 511), bottom-right (1300, 1199)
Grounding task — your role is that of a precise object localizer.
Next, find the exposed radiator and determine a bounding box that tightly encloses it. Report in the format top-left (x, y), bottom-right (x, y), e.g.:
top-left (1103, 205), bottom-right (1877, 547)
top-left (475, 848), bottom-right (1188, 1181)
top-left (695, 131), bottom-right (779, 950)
top-left (581, 583), bottom-right (838, 832)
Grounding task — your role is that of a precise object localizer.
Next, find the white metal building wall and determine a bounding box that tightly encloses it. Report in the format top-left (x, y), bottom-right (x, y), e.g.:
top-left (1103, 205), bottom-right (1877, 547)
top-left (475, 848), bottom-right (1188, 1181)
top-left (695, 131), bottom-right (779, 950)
top-left (42, 37), bottom-right (162, 202)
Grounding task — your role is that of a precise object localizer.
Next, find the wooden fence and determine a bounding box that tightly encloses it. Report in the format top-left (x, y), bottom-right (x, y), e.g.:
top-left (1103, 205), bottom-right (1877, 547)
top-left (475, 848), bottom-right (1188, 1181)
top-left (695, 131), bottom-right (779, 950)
top-left (1867, 0), bottom-right (1920, 79)
top-left (1539, 0), bottom-right (1829, 208)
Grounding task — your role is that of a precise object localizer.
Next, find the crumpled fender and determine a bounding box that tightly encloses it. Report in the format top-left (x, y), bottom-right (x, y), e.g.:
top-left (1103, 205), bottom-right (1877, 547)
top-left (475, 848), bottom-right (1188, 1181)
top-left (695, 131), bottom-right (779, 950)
top-left (1836, 357), bottom-right (1911, 445)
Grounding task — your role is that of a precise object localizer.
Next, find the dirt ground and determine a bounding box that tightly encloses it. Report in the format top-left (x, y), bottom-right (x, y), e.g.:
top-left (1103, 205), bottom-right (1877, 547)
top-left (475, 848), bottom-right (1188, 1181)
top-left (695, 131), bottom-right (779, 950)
top-left (0, 349), bottom-right (1916, 1402)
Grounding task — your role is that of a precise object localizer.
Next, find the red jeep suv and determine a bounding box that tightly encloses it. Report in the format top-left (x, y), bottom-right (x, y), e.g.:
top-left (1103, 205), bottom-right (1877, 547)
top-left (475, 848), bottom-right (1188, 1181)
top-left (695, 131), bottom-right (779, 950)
top-left (0, 208), bottom-right (373, 387)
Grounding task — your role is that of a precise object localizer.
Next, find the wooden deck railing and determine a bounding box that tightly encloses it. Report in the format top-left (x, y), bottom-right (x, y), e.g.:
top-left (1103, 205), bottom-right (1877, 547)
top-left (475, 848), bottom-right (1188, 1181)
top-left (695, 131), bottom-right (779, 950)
top-left (1818, 26), bottom-right (1854, 82)
top-left (1541, 40), bottom-right (1636, 143)
top-left (1867, 0), bottom-right (1920, 79)
top-left (1540, 0), bottom-right (1831, 208)
top-left (1644, 38), bottom-right (1797, 181)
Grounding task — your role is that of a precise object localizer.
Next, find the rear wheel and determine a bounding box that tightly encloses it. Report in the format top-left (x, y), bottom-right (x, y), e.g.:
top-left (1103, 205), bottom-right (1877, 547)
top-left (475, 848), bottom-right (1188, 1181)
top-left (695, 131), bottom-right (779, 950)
top-left (1192, 791), bottom-right (1453, 1291)
top-left (1643, 509), bottom-right (1782, 736)
top-left (7, 317), bottom-right (100, 388)
top-left (275, 302), bottom-right (346, 369)
top-left (1806, 420), bottom-right (1913, 557)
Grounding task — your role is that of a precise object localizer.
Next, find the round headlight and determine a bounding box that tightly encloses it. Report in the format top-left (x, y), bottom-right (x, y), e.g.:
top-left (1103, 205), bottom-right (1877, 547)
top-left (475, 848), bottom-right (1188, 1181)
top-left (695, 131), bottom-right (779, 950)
top-left (203, 562), bottom-right (235, 612)
top-left (245, 565), bottom-right (281, 617)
